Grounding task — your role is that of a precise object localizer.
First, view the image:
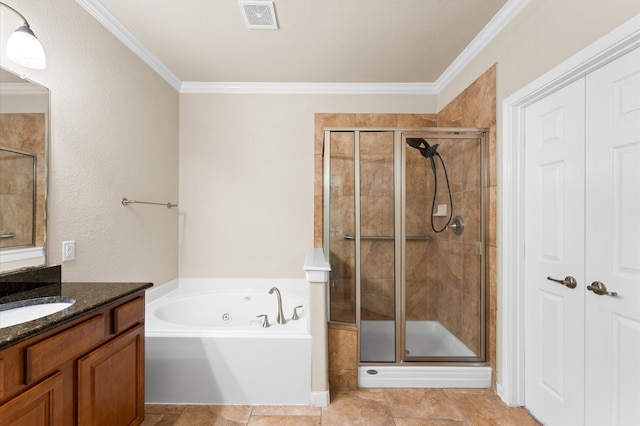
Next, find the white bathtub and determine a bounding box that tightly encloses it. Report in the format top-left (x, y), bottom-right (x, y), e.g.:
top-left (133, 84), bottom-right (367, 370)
top-left (144, 278), bottom-right (312, 405)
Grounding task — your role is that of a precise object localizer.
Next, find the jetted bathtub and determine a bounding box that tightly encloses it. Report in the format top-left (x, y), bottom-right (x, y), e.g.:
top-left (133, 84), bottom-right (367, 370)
top-left (144, 278), bottom-right (311, 405)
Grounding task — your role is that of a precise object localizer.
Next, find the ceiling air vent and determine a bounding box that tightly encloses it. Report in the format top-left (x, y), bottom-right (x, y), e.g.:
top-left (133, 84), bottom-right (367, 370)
top-left (239, 1), bottom-right (278, 29)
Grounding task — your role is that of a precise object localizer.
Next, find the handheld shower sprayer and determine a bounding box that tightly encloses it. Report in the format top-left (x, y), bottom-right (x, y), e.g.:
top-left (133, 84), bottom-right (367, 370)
top-left (406, 138), bottom-right (440, 172)
top-left (406, 138), bottom-right (439, 159)
top-left (405, 137), bottom-right (453, 233)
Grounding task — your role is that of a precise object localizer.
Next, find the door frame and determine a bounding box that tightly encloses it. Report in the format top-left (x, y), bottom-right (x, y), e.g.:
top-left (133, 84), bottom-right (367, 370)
top-left (498, 15), bottom-right (640, 406)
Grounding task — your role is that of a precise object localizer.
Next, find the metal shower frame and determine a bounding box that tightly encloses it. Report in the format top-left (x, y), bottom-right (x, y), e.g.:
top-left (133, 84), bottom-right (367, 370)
top-left (323, 127), bottom-right (489, 365)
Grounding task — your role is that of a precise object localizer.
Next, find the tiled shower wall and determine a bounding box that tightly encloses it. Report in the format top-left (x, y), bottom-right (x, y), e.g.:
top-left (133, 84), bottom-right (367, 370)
top-left (314, 65), bottom-right (497, 390)
top-left (0, 114), bottom-right (46, 249)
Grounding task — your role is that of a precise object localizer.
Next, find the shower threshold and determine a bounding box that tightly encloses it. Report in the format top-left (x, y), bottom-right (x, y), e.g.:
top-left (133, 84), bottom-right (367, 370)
top-left (358, 365), bottom-right (491, 388)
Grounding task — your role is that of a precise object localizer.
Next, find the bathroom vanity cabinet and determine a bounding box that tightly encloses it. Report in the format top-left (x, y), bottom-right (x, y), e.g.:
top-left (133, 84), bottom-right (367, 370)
top-left (0, 293), bottom-right (146, 425)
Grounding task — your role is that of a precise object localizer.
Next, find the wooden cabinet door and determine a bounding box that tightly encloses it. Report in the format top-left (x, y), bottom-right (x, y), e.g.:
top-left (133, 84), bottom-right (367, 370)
top-left (0, 371), bottom-right (64, 426)
top-left (77, 325), bottom-right (144, 426)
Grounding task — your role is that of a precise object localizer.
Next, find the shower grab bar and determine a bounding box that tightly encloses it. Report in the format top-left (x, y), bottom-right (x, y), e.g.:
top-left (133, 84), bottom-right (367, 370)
top-left (121, 197), bottom-right (177, 209)
top-left (0, 232), bottom-right (16, 239)
top-left (343, 234), bottom-right (431, 241)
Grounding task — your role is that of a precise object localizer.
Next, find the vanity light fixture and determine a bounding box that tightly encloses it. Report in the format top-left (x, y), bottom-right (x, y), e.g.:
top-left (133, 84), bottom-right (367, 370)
top-left (0, 2), bottom-right (46, 69)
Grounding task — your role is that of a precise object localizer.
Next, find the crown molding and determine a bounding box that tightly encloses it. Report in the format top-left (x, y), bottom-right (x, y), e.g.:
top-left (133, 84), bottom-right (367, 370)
top-left (179, 81), bottom-right (439, 95)
top-left (76, 0), bottom-right (530, 95)
top-left (434, 0), bottom-right (531, 91)
top-left (75, 0), bottom-right (182, 90)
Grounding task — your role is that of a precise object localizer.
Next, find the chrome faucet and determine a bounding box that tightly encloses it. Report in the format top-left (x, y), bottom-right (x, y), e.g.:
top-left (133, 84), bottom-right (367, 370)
top-left (268, 287), bottom-right (286, 324)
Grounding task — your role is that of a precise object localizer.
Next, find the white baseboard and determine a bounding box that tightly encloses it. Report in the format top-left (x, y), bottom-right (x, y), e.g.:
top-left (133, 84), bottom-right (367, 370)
top-left (310, 391), bottom-right (330, 407)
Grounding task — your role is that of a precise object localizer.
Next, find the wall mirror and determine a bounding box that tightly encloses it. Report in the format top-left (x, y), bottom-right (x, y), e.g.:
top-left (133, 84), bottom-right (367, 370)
top-left (0, 66), bottom-right (49, 272)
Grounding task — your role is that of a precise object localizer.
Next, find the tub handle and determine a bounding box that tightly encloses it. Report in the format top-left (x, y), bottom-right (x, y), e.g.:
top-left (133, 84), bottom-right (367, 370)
top-left (256, 314), bottom-right (270, 328)
top-left (292, 305), bottom-right (303, 321)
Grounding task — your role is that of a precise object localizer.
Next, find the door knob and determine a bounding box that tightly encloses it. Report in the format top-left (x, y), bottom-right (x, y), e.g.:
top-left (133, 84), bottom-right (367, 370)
top-left (546, 276), bottom-right (578, 289)
top-left (587, 281), bottom-right (618, 297)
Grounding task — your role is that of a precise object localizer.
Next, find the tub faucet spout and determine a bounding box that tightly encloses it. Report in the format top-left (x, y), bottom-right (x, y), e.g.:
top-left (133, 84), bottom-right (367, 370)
top-left (268, 287), bottom-right (286, 324)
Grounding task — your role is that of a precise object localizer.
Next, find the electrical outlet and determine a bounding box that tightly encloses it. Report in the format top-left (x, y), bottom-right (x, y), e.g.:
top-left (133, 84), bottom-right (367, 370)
top-left (62, 240), bottom-right (75, 261)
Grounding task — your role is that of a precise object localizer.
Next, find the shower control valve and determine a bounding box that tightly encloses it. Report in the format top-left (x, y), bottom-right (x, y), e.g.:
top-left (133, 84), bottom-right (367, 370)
top-left (448, 216), bottom-right (464, 236)
top-left (256, 314), bottom-right (270, 328)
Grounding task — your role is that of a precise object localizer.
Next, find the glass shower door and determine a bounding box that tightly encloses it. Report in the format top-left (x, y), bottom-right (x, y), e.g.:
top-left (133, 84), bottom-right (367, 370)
top-left (403, 133), bottom-right (485, 361)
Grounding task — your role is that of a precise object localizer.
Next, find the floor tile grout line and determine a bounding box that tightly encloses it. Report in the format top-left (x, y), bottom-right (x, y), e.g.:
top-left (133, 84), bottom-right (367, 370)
top-left (379, 389), bottom-right (398, 426)
top-left (443, 388), bottom-right (471, 424)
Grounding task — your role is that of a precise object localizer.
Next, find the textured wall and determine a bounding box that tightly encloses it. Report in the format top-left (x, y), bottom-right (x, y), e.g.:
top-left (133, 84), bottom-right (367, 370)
top-left (438, 0), bottom-right (640, 109)
top-left (0, 0), bottom-right (179, 284)
top-left (178, 96), bottom-right (437, 278)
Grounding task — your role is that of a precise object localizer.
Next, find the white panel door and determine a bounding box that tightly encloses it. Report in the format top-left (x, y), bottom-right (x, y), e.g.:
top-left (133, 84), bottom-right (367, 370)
top-left (584, 47), bottom-right (640, 426)
top-left (524, 78), bottom-right (586, 426)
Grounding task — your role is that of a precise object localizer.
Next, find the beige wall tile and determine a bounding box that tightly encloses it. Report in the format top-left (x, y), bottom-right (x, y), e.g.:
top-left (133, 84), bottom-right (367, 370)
top-left (328, 326), bottom-right (358, 370)
top-left (318, 65), bottom-right (497, 388)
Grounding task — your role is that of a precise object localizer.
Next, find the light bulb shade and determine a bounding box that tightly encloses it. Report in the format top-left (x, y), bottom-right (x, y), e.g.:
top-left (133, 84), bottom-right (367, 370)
top-left (6, 24), bottom-right (46, 69)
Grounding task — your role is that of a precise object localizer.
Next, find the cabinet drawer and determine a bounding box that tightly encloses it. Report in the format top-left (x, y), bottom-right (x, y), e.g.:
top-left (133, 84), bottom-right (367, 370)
top-left (113, 296), bottom-right (144, 334)
top-left (25, 315), bottom-right (105, 384)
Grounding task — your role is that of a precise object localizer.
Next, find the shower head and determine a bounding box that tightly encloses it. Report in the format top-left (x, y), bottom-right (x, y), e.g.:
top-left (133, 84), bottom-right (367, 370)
top-left (406, 138), bottom-right (426, 149)
top-left (406, 138), bottom-right (439, 159)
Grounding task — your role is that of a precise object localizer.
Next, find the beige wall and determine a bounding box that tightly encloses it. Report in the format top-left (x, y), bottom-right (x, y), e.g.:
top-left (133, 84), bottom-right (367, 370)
top-left (178, 95), bottom-right (437, 278)
top-left (439, 0), bottom-right (640, 108)
top-left (437, 0), bottom-right (639, 390)
top-left (0, 0), bottom-right (179, 285)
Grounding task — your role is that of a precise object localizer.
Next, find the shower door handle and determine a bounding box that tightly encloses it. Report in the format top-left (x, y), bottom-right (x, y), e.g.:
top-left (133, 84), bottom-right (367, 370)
top-left (546, 276), bottom-right (578, 289)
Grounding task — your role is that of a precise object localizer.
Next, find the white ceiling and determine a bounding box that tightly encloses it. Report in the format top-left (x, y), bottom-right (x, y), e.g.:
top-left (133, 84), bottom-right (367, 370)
top-left (77, 0), bottom-right (528, 92)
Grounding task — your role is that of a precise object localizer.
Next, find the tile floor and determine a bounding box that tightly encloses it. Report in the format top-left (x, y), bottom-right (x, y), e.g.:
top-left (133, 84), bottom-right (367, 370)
top-left (142, 388), bottom-right (541, 425)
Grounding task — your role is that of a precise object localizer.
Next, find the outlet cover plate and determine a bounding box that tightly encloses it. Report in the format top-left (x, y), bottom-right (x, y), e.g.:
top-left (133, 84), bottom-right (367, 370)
top-left (62, 240), bottom-right (75, 261)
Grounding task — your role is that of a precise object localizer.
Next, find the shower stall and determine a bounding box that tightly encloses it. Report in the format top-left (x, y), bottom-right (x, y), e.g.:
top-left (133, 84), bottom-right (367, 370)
top-left (324, 127), bottom-right (490, 387)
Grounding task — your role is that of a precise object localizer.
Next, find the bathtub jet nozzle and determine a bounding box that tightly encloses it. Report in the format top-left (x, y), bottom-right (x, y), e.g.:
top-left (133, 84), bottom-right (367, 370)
top-left (268, 287), bottom-right (286, 324)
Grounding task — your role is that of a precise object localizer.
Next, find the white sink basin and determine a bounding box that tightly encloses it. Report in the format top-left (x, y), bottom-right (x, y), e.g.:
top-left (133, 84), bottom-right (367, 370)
top-left (0, 298), bottom-right (76, 329)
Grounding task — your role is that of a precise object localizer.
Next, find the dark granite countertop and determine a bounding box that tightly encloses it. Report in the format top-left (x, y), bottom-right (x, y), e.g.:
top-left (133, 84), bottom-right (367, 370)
top-left (0, 281), bottom-right (152, 350)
